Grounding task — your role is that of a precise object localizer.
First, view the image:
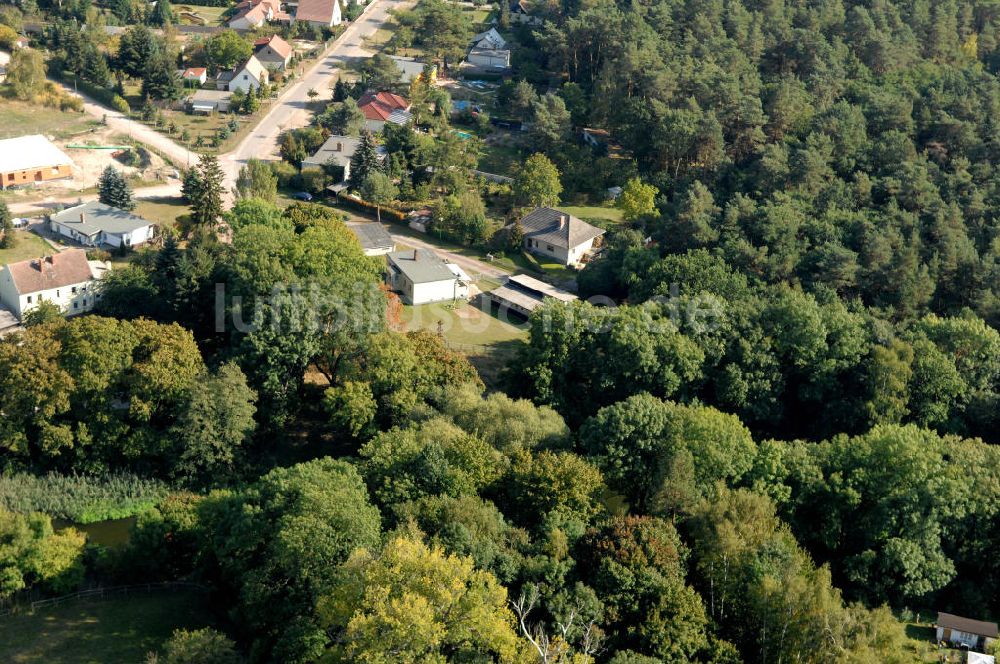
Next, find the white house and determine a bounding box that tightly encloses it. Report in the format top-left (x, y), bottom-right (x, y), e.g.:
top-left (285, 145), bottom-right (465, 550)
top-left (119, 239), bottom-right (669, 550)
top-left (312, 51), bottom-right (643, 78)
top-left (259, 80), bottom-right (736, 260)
top-left (516, 207), bottom-right (605, 267)
top-left (228, 0), bottom-right (287, 29)
top-left (294, 0), bottom-right (341, 27)
top-left (49, 201), bottom-right (155, 249)
top-left (228, 55), bottom-right (270, 94)
top-left (180, 67), bottom-right (208, 85)
top-left (0, 250), bottom-right (107, 321)
top-left (472, 28), bottom-right (507, 50)
top-left (253, 34), bottom-right (294, 70)
top-left (467, 28), bottom-right (510, 69)
top-left (936, 613), bottom-right (998, 653)
top-left (386, 248), bottom-right (470, 305)
top-left (301, 134), bottom-right (387, 183)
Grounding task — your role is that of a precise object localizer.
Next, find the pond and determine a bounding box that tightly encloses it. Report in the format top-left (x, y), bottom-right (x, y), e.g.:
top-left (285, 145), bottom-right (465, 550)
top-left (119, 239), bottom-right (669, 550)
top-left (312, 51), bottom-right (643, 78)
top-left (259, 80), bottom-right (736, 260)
top-left (53, 516), bottom-right (136, 549)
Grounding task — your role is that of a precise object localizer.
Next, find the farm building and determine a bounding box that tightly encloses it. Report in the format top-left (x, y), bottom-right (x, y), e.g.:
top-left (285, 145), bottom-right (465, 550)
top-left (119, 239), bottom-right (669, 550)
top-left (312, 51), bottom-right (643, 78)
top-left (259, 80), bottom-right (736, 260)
top-left (0, 250), bottom-right (108, 321)
top-left (0, 135), bottom-right (74, 189)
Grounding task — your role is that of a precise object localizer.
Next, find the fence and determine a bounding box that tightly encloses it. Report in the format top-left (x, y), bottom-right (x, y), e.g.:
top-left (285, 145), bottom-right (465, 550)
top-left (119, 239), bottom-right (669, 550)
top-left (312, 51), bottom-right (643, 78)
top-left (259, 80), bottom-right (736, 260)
top-left (0, 582), bottom-right (208, 618)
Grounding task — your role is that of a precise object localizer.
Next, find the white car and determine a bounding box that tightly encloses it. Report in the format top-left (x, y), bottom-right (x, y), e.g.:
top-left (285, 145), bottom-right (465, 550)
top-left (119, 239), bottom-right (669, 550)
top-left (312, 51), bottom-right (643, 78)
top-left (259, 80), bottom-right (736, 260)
top-left (12, 218), bottom-right (29, 229)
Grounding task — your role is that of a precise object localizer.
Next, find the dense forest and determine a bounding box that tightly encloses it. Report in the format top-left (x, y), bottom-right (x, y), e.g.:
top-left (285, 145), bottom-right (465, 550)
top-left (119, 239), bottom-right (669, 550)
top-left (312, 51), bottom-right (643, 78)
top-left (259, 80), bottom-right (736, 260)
top-left (4, 0), bottom-right (1000, 662)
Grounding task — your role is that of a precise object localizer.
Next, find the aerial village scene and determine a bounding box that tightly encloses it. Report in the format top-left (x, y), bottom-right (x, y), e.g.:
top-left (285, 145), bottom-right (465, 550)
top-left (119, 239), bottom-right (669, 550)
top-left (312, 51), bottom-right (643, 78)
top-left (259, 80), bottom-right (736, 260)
top-left (1, 0), bottom-right (1000, 662)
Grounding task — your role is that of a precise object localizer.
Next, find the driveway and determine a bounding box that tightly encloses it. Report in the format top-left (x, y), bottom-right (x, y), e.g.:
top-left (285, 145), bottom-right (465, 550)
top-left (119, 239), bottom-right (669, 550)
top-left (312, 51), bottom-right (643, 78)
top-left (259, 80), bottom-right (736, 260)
top-left (386, 228), bottom-right (511, 280)
top-left (221, 0), bottom-right (413, 193)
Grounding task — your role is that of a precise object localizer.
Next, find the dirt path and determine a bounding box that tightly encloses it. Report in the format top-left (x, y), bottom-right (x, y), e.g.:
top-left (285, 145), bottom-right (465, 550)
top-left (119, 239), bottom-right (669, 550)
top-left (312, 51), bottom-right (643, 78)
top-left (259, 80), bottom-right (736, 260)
top-left (8, 182), bottom-right (182, 216)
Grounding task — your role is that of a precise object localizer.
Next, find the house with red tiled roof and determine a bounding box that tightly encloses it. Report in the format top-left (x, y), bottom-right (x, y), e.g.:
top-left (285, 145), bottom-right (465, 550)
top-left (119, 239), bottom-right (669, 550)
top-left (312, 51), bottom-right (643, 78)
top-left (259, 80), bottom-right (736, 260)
top-left (254, 34), bottom-right (293, 70)
top-left (229, 0), bottom-right (289, 29)
top-left (357, 91), bottom-right (412, 131)
top-left (180, 67), bottom-right (207, 85)
top-left (0, 250), bottom-right (109, 321)
top-left (294, 0), bottom-right (341, 27)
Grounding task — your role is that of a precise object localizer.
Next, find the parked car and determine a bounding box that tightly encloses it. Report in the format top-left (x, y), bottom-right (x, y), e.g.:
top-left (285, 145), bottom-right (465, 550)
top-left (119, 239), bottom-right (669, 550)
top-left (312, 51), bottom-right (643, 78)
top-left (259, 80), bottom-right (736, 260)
top-left (292, 191), bottom-right (313, 201)
top-left (12, 218), bottom-right (29, 229)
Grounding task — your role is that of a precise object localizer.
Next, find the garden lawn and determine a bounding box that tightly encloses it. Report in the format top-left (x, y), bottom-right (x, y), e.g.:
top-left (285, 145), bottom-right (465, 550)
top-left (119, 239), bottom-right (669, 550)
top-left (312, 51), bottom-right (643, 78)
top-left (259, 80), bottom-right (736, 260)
top-left (477, 142), bottom-right (521, 176)
top-left (560, 205), bottom-right (624, 226)
top-left (0, 232), bottom-right (56, 265)
top-left (0, 101), bottom-right (98, 140)
top-left (134, 197), bottom-right (190, 230)
top-left (401, 296), bottom-right (528, 348)
top-left (0, 591), bottom-right (216, 664)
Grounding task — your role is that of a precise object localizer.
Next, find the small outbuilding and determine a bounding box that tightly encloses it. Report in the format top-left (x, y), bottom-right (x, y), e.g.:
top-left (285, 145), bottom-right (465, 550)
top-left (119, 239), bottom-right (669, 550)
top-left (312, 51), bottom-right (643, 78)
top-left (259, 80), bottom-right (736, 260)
top-left (386, 248), bottom-right (470, 305)
top-left (188, 89), bottom-right (234, 113)
top-left (936, 612), bottom-right (998, 652)
top-left (483, 273), bottom-right (577, 318)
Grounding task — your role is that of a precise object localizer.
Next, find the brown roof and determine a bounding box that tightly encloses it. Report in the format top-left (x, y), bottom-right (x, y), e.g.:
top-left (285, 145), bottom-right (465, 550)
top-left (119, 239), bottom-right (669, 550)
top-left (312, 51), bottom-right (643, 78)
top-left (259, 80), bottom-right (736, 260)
top-left (295, 0), bottom-right (338, 23)
top-left (358, 91), bottom-right (410, 121)
top-left (5, 250), bottom-right (95, 295)
top-left (518, 207), bottom-right (605, 250)
top-left (937, 612), bottom-right (999, 638)
top-left (254, 34), bottom-right (293, 59)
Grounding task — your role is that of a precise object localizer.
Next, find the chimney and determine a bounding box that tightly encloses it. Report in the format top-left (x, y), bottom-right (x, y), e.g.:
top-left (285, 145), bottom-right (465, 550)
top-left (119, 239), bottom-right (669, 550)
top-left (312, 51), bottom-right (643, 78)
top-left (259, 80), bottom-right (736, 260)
top-left (413, 248), bottom-right (418, 261)
top-left (336, 142), bottom-right (342, 152)
top-left (80, 213), bottom-right (85, 224)
top-left (558, 214), bottom-right (567, 230)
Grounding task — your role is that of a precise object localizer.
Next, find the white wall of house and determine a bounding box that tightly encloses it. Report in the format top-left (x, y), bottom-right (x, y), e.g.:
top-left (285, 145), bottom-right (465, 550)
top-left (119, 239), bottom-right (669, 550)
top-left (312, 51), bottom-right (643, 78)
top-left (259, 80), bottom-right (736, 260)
top-left (410, 278), bottom-right (467, 304)
top-left (468, 51), bottom-right (510, 68)
top-left (523, 237), bottom-right (597, 266)
top-left (51, 222), bottom-right (153, 248)
top-left (0, 269), bottom-right (19, 317)
top-left (228, 70), bottom-right (265, 94)
top-left (51, 221), bottom-right (99, 246)
top-left (104, 225), bottom-right (154, 248)
top-left (0, 275), bottom-right (98, 320)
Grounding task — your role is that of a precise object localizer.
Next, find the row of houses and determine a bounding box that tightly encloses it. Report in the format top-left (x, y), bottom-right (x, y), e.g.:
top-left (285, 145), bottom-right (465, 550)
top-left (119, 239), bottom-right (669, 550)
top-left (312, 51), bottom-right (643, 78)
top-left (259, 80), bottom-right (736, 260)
top-left (228, 0), bottom-right (347, 31)
top-left (188, 35), bottom-right (294, 113)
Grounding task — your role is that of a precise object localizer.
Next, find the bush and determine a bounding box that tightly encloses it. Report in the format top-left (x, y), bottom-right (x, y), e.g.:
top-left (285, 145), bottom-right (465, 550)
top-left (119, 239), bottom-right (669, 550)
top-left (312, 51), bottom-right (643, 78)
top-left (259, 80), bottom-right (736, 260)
top-left (86, 248), bottom-right (113, 262)
top-left (270, 160), bottom-right (299, 188)
top-left (0, 473), bottom-right (170, 523)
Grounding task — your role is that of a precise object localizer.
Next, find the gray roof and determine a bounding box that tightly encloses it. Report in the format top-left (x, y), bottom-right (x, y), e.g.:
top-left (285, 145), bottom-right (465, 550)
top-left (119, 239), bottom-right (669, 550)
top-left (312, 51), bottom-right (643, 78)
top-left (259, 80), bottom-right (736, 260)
top-left (50, 201), bottom-right (152, 238)
top-left (518, 207), bottom-right (605, 249)
top-left (302, 135), bottom-right (363, 169)
top-left (191, 89), bottom-right (233, 102)
top-left (349, 223), bottom-right (394, 252)
top-left (388, 55), bottom-right (431, 82)
top-left (388, 249), bottom-right (458, 284)
top-left (937, 612), bottom-right (999, 638)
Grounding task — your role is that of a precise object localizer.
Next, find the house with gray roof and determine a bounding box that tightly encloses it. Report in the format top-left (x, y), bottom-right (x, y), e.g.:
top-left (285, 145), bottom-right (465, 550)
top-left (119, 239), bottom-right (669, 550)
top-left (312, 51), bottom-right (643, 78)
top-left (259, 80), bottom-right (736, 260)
top-left (516, 207), bottom-right (605, 267)
top-left (50, 201), bottom-right (156, 249)
top-left (386, 248), bottom-right (470, 304)
top-left (348, 223), bottom-right (395, 256)
top-left (301, 135), bottom-right (387, 184)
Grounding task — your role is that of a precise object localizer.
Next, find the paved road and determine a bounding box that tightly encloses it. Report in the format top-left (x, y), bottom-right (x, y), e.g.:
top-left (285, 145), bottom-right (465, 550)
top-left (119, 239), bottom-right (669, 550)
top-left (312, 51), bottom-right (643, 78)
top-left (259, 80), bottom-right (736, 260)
top-left (385, 228), bottom-right (511, 280)
top-left (221, 0), bottom-right (411, 193)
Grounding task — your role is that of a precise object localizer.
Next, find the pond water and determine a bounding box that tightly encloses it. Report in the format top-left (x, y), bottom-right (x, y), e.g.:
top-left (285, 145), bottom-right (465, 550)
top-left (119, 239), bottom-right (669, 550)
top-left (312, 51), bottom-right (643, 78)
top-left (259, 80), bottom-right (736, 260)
top-left (52, 516), bottom-right (136, 549)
